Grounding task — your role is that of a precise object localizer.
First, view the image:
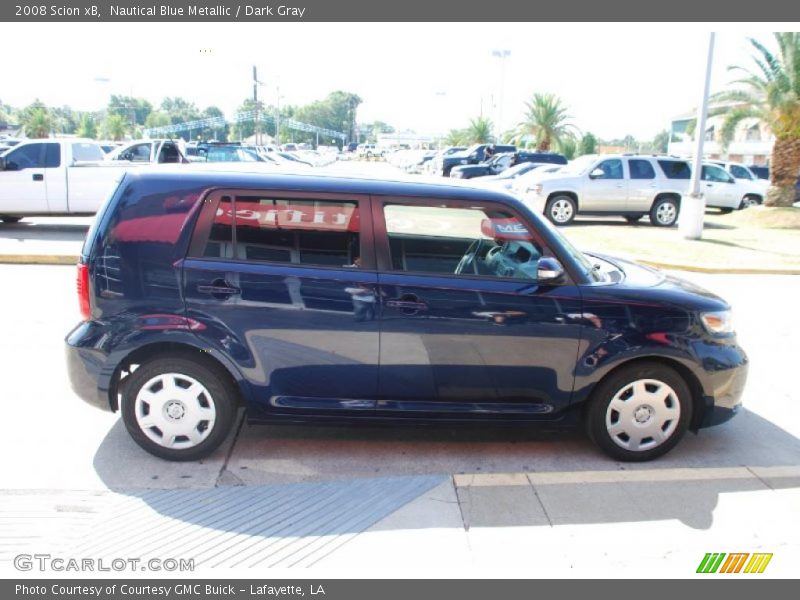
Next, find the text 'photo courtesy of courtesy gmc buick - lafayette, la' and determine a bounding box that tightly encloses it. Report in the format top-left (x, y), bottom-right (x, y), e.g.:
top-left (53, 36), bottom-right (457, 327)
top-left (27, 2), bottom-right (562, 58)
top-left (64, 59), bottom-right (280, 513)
top-left (65, 170), bottom-right (748, 462)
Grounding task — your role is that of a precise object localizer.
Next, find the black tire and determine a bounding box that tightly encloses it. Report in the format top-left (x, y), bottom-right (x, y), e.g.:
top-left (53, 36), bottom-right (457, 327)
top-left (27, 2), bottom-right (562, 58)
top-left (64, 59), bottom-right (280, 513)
top-left (545, 195), bottom-right (577, 226)
top-left (624, 215), bottom-right (642, 223)
top-left (121, 356), bottom-right (237, 461)
top-left (0, 216), bottom-right (22, 224)
top-left (584, 361), bottom-right (692, 462)
top-left (649, 196), bottom-right (680, 227)
top-left (739, 195), bottom-right (761, 210)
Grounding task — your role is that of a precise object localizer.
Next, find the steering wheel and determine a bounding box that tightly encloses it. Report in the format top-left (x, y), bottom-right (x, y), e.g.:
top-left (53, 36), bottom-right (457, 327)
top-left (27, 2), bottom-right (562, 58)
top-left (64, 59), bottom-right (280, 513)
top-left (454, 239), bottom-right (485, 275)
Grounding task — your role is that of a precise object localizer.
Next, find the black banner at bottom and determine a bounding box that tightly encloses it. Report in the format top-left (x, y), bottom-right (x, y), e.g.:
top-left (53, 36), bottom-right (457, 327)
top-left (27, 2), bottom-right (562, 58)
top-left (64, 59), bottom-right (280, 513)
top-left (1, 579), bottom-right (794, 600)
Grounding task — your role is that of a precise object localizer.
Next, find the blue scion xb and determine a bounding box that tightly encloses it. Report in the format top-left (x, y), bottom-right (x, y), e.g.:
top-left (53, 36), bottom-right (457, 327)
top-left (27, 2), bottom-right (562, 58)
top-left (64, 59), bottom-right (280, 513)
top-left (65, 170), bottom-right (748, 461)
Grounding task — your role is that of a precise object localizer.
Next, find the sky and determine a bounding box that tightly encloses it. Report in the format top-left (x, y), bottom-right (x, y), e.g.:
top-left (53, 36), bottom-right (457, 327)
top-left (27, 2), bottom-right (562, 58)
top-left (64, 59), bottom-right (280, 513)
top-left (2, 23), bottom-right (797, 140)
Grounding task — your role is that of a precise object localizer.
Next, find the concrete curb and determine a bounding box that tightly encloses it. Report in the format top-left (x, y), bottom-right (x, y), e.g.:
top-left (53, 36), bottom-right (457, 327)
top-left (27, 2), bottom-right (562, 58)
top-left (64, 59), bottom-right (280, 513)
top-left (1, 253), bottom-right (799, 275)
top-left (0, 254), bottom-right (78, 265)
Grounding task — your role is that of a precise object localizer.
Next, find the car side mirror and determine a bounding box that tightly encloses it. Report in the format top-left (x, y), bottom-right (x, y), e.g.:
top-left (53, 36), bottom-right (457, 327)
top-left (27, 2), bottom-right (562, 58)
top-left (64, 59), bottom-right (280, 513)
top-left (589, 168), bottom-right (604, 179)
top-left (537, 257), bottom-right (565, 282)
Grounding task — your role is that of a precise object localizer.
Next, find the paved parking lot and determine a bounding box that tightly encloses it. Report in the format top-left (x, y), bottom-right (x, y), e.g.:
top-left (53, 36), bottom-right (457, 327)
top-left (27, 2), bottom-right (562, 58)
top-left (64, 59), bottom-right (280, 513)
top-left (0, 261), bottom-right (797, 577)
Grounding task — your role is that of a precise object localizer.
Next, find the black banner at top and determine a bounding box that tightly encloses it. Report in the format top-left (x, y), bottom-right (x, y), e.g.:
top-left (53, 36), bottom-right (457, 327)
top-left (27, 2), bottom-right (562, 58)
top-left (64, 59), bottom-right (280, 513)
top-left (0, 0), bottom-right (798, 21)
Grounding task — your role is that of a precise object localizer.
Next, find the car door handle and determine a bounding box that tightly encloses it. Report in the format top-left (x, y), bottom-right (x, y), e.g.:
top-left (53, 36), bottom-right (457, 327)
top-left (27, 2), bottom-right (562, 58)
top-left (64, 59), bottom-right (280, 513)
top-left (32, 173), bottom-right (43, 182)
top-left (386, 300), bottom-right (428, 310)
top-left (705, 183), bottom-right (713, 187)
top-left (197, 280), bottom-right (241, 298)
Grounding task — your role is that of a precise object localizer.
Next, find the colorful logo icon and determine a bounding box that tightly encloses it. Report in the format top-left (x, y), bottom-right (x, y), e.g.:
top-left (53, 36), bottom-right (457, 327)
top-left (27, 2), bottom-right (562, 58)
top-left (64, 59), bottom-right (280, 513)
top-left (696, 552), bottom-right (773, 574)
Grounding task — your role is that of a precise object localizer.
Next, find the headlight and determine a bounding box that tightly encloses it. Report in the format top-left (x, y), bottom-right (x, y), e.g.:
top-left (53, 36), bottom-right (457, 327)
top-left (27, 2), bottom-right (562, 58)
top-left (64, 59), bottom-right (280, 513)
top-left (700, 310), bottom-right (734, 334)
top-left (460, 159), bottom-right (468, 164)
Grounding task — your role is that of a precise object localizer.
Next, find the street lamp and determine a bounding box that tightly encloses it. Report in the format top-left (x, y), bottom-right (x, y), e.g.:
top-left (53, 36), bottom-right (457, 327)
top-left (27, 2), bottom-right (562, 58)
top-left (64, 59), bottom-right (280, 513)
top-left (491, 49), bottom-right (511, 141)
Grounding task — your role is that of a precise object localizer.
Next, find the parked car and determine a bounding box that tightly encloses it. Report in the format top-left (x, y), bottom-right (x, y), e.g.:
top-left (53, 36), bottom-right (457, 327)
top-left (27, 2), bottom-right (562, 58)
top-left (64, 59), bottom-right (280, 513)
top-left (438, 144), bottom-right (517, 177)
top-left (522, 154), bottom-right (765, 226)
top-left (66, 169), bottom-right (747, 462)
top-left (0, 138), bottom-right (131, 222)
top-left (450, 151), bottom-right (567, 179)
top-left (708, 160), bottom-right (768, 207)
top-left (357, 144), bottom-right (384, 158)
top-left (107, 139), bottom-right (186, 164)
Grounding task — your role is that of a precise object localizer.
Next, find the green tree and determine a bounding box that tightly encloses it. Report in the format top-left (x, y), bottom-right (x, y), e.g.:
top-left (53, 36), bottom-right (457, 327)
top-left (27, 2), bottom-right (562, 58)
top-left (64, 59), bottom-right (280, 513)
top-left (76, 114), bottom-right (98, 139)
top-left (517, 93), bottom-right (578, 151)
top-left (107, 95), bottom-right (153, 127)
top-left (651, 130), bottom-right (670, 153)
top-left (578, 132), bottom-right (597, 155)
top-left (144, 111), bottom-right (171, 130)
top-left (621, 134), bottom-right (638, 152)
top-left (102, 114), bottom-right (127, 141)
top-left (558, 137), bottom-right (577, 160)
top-left (19, 100), bottom-right (52, 138)
top-left (444, 128), bottom-right (468, 146)
top-left (464, 115), bottom-right (494, 144)
top-left (714, 33), bottom-right (800, 206)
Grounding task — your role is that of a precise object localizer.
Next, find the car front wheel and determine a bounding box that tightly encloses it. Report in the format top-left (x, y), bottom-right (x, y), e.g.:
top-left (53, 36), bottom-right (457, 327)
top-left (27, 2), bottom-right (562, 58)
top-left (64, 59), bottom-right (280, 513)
top-left (650, 197), bottom-right (679, 227)
top-left (121, 356), bottom-right (237, 461)
top-left (739, 195), bottom-right (760, 209)
top-left (545, 195), bottom-right (577, 226)
top-left (0, 216), bottom-right (23, 224)
top-left (585, 362), bottom-right (692, 461)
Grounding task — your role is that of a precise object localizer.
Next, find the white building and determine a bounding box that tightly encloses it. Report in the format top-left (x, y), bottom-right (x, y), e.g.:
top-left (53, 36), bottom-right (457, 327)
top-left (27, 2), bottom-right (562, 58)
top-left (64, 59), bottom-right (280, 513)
top-left (667, 107), bottom-right (773, 165)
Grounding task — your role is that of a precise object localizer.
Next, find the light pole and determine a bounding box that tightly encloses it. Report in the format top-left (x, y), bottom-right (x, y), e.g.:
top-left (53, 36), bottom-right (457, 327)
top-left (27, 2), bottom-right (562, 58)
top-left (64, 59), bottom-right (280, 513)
top-left (491, 49), bottom-right (511, 141)
top-left (679, 33), bottom-right (716, 240)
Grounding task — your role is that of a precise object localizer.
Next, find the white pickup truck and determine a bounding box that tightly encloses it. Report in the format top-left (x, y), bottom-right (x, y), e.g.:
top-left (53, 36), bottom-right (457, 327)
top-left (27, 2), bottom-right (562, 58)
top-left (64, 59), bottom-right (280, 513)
top-left (0, 139), bottom-right (129, 222)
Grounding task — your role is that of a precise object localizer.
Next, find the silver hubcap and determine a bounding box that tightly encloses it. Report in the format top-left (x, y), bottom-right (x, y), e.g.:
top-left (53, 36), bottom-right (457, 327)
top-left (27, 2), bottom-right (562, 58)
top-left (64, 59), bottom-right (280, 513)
top-left (605, 379), bottom-right (680, 452)
top-left (551, 199), bottom-right (574, 223)
top-left (743, 197), bottom-right (758, 208)
top-left (656, 202), bottom-right (677, 224)
top-left (135, 373), bottom-right (216, 449)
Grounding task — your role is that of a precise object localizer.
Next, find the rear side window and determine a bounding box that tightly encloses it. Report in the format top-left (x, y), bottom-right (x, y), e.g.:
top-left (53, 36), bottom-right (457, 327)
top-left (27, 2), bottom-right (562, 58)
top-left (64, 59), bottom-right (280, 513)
top-left (658, 160), bottom-right (691, 179)
top-left (628, 159), bottom-right (655, 179)
top-left (198, 196), bottom-right (360, 268)
top-left (72, 142), bottom-right (103, 162)
top-left (729, 164), bottom-right (752, 180)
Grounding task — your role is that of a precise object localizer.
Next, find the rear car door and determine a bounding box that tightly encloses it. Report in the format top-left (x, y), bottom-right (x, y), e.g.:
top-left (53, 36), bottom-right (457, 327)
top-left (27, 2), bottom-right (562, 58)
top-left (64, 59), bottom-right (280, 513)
top-left (372, 196), bottom-right (582, 418)
top-left (183, 190), bottom-right (379, 419)
top-left (582, 158), bottom-right (628, 211)
top-left (626, 158), bottom-right (658, 212)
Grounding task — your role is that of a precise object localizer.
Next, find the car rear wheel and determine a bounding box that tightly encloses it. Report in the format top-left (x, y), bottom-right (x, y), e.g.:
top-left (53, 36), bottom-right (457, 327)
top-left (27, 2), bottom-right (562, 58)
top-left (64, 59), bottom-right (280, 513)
top-left (545, 195), bottom-right (576, 226)
top-left (649, 197), bottom-right (679, 227)
top-left (121, 356), bottom-right (236, 461)
top-left (739, 195), bottom-right (760, 209)
top-left (585, 362), bottom-right (692, 461)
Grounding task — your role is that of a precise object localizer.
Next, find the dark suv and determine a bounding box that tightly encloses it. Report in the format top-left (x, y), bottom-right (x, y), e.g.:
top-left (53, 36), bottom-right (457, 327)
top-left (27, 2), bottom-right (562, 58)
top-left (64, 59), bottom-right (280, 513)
top-left (450, 151), bottom-right (568, 179)
top-left (66, 170), bottom-right (747, 462)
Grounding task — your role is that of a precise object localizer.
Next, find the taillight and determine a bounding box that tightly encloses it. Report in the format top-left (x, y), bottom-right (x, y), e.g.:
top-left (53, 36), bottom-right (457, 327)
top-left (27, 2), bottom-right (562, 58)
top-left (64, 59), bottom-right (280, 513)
top-left (77, 263), bottom-right (90, 320)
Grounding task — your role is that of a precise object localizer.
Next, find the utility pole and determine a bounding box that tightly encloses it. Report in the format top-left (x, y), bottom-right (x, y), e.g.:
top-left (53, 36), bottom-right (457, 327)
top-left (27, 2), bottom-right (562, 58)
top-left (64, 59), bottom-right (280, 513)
top-left (679, 33), bottom-right (715, 240)
top-left (253, 65), bottom-right (261, 145)
top-left (275, 85), bottom-right (281, 145)
top-left (492, 49), bottom-right (511, 141)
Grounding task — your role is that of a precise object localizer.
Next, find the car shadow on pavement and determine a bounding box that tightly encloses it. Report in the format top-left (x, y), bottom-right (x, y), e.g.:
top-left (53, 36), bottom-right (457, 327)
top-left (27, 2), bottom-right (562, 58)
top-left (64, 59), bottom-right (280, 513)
top-left (87, 405), bottom-right (800, 565)
top-left (0, 221), bottom-right (89, 241)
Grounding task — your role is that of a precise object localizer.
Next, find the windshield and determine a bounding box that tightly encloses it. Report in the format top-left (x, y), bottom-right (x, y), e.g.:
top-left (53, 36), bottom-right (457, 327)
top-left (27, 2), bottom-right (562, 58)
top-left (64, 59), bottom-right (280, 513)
top-left (463, 144), bottom-right (482, 155)
top-left (498, 162), bottom-right (536, 179)
top-left (557, 155), bottom-right (598, 176)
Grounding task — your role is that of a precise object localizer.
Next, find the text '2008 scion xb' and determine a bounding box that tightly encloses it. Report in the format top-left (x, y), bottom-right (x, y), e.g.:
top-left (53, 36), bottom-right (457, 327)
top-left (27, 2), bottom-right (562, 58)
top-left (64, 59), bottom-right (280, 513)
top-left (65, 169), bottom-right (748, 461)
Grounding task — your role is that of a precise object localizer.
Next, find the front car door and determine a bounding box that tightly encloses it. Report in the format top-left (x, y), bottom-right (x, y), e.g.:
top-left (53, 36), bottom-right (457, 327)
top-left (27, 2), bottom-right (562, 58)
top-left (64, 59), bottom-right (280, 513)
top-left (581, 158), bottom-right (628, 212)
top-left (701, 165), bottom-right (736, 208)
top-left (372, 196), bottom-right (582, 418)
top-left (183, 190), bottom-right (379, 419)
top-left (0, 142), bottom-right (60, 214)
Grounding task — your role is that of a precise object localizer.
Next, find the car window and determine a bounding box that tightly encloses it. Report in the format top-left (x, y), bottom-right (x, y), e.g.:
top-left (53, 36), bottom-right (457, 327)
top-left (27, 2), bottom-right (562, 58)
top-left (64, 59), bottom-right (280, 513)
top-left (120, 143), bottom-right (152, 162)
top-left (383, 203), bottom-right (544, 281)
top-left (628, 159), bottom-right (655, 179)
top-left (200, 196), bottom-right (360, 268)
top-left (5, 143), bottom-right (45, 169)
top-left (729, 165), bottom-right (752, 180)
top-left (702, 165), bottom-right (733, 183)
top-left (592, 159), bottom-right (623, 180)
top-left (71, 142), bottom-right (104, 162)
top-left (658, 160), bottom-right (691, 179)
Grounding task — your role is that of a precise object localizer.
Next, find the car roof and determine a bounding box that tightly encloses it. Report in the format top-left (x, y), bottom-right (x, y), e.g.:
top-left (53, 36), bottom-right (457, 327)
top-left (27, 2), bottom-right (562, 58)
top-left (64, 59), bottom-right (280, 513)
top-left (124, 167), bottom-right (528, 208)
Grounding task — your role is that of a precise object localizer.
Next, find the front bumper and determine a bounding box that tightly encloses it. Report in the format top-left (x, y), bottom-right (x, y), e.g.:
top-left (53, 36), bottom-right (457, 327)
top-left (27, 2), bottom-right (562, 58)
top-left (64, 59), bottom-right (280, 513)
top-left (695, 341), bottom-right (749, 428)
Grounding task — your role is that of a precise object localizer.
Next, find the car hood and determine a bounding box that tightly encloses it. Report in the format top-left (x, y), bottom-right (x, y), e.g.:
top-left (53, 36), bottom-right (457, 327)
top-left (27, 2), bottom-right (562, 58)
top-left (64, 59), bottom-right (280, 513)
top-left (585, 252), bottom-right (730, 312)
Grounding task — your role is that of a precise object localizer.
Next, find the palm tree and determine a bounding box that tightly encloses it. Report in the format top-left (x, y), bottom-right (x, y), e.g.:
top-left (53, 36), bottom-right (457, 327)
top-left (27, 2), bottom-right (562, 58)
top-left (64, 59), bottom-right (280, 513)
top-left (714, 33), bottom-right (800, 207)
top-left (22, 107), bottom-right (52, 138)
top-left (103, 114), bottom-right (128, 141)
top-left (465, 115), bottom-right (494, 144)
top-left (517, 93), bottom-right (578, 151)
